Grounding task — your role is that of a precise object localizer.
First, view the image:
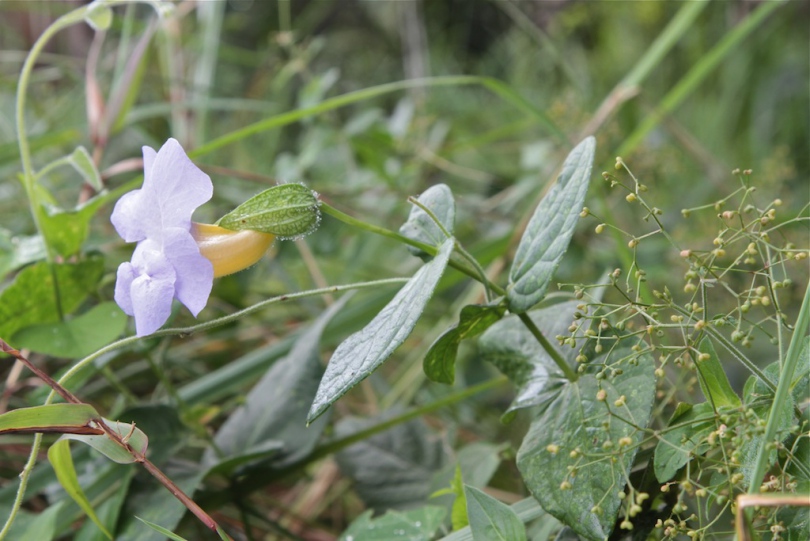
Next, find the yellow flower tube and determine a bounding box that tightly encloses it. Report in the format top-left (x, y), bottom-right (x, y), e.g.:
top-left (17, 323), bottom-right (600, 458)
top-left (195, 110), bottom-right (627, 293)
top-left (191, 223), bottom-right (275, 278)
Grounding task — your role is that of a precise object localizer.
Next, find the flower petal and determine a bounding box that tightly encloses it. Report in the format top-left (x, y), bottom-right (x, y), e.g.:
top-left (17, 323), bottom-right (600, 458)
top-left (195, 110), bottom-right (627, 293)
top-left (142, 145), bottom-right (156, 183)
top-left (143, 138), bottom-right (213, 231)
top-left (114, 262), bottom-right (138, 316)
top-left (127, 243), bottom-right (177, 336)
top-left (110, 189), bottom-right (158, 242)
top-left (130, 273), bottom-right (176, 336)
top-left (162, 228), bottom-right (213, 317)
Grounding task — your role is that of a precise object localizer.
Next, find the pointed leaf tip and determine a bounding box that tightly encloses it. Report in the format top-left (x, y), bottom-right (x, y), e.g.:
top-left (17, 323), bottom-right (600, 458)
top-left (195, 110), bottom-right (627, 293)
top-left (507, 137), bottom-right (595, 313)
top-left (308, 239), bottom-right (454, 423)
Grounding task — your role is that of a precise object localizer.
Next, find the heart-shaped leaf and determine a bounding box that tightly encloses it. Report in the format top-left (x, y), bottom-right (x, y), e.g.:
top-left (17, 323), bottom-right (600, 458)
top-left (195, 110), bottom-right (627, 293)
top-left (479, 301), bottom-right (579, 415)
top-left (516, 348), bottom-right (655, 541)
top-left (308, 238), bottom-right (454, 423)
top-left (507, 137), bottom-right (595, 313)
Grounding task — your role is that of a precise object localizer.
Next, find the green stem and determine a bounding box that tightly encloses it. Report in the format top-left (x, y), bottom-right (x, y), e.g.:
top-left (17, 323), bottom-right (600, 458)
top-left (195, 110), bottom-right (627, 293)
top-left (518, 313), bottom-right (578, 382)
top-left (748, 281), bottom-right (810, 494)
top-left (16, 7), bottom-right (89, 261)
top-left (320, 203), bottom-right (506, 295)
top-left (407, 196), bottom-right (494, 301)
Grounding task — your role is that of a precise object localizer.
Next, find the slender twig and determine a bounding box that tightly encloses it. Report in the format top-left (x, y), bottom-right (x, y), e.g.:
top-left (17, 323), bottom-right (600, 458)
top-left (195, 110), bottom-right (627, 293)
top-left (0, 339), bottom-right (232, 539)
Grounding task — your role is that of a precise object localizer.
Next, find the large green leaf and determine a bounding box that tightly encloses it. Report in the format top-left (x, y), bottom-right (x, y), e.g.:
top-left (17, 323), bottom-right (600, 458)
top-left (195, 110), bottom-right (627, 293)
top-left (424, 303), bottom-right (505, 384)
top-left (40, 192), bottom-right (115, 258)
top-left (464, 485), bottom-right (526, 541)
top-left (399, 183), bottom-right (455, 257)
top-left (653, 402), bottom-right (718, 483)
top-left (335, 415), bottom-right (446, 511)
top-left (516, 348), bottom-right (655, 541)
top-left (205, 295), bottom-right (348, 474)
top-left (217, 183), bottom-right (320, 238)
top-left (0, 404), bottom-right (100, 436)
top-left (507, 137), bottom-right (595, 313)
top-left (695, 338), bottom-right (740, 408)
top-left (13, 302), bottom-right (127, 359)
top-left (308, 238), bottom-right (454, 423)
top-left (0, 256), bottom-right (103, 341)
top-left (339, 506), bottom-right (447, 541)
top-left (479, 301), bottom-right (579, 415)
top-left (47, 439), bottom-right (112, 539)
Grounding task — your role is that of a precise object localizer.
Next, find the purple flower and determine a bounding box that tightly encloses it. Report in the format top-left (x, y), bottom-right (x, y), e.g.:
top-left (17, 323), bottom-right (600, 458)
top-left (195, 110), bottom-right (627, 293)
top-left (112, 138), bottom-right (214, 336)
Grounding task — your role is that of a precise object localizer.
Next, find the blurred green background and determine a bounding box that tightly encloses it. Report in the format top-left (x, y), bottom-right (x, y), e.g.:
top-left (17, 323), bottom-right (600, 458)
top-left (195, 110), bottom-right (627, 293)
top-left (0, 0), bottom-right (807, 538)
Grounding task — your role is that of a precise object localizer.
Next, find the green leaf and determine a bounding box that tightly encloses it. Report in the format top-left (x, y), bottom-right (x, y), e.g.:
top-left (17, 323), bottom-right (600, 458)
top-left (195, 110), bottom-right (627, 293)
top-left (653, 402), bottom-right (718, 483)
top-left (60, 418), bottom-right (148, 464)
top-left (0, 228), bottom-right (46, 279)
top-left (335, 415), bottom-right (446, 511)
top-left (217, 183), bottom-right (320, 238)
top-left (205, 295), bottom-right (349, 474)
top-left (40, 192), bottom-right (115, 257)
top-left (68, 147), bottom-right (103, 191)
top-left (13, 302), bottom-right (127, 359)
top-left (0, 404), bottom-right (100, 436)
top-left (516, 348), bottom-right (655, 541)
top-left (478, 301), bottom-right (579, 415)
top-left (84, 4), bottom-right (113, 31)
top-left (464, 485), bottom-right (527, 541)
top-left (507, 137), bottom-right (595, 313)
top-left (48, 439), bottom-right (112, 539)
top-left (437, 498), bottom-right (551, 541)
top-left (695, 338), bottom-right (740, 408)
top-left (133, 518), bottom-right (190, 541)
top-left (0, 256), bottom-right (103, 341)
top-left (308, 238), bottom-right (454, 423)
top-left (424, 303), bottom-right (505, 384)
top-left (399, 183), bottom-right (455, 256)
top-left (339, 506), bottom-right (447, 541)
